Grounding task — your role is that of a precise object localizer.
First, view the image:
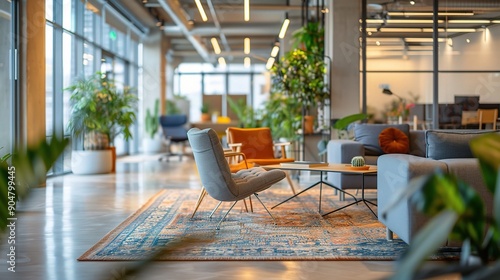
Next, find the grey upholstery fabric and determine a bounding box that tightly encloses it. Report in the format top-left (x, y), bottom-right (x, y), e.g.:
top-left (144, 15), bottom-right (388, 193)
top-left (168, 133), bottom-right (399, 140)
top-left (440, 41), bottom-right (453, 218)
top-left (378, 130), bottom-right (496, 245)
top-left (425, 130), bottom-right (496, 160)
top-left (354, 123), bottom-right (410, 156)
top-left (187, 128), bottom-right (286, 202)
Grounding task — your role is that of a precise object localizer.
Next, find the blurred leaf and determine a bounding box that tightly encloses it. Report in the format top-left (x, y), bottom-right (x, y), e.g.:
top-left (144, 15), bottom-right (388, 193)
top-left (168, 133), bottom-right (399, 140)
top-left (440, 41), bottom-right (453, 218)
top-left (390, 210), bottom-right (458, 280)
top-left (0, 137), bottom-right (69, 232)
top-left (470, 133), bottom-right (500, 193)
top-left (332, 113), bottom-right (367, 130)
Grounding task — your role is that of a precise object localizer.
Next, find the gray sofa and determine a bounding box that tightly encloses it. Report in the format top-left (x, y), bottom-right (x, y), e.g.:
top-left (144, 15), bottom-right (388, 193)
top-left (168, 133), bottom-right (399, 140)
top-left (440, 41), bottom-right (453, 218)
top-left (378, 129), bottom-right (495, 244)
top-left (327, 123), bottom-right (495, 244)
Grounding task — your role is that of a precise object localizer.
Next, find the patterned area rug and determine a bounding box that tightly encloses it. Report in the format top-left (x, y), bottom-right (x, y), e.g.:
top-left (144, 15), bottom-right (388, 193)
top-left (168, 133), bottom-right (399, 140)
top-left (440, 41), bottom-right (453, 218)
top-left (79, 188), bottom-right (424, 261)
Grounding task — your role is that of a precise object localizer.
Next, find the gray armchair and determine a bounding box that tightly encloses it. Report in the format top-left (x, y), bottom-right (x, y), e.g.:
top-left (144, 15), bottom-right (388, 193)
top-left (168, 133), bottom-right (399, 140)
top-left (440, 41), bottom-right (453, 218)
top-left (187, 127), bottom-right (286, 229)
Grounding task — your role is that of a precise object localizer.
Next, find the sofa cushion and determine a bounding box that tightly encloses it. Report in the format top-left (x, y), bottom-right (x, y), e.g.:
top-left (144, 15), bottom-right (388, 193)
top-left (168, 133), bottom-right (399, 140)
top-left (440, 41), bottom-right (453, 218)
top-left (425, 130), bottom-right (497, 160)
top-left (354, 123), bottom-right (410, 156)
top-left (379, 127), bottom-right (410, 154)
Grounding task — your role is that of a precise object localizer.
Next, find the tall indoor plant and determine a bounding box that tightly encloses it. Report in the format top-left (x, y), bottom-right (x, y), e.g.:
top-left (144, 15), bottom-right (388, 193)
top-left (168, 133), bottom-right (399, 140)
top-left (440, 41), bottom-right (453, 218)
top-left (66, 71), bottom-right (137, 149)
top-left (270, 48), bottom-right (329, 134)
top-left (66, 72), bottom-right (137, 174)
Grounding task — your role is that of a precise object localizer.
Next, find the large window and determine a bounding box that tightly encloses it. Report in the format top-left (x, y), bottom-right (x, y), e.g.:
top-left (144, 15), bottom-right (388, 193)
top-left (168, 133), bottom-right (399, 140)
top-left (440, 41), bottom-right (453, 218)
top-left (174, 63), bottom-right (268, 123)
top-left (0, 0), bottom-right (14, 154)
top-left (45, 0), bottom-right (142, 174)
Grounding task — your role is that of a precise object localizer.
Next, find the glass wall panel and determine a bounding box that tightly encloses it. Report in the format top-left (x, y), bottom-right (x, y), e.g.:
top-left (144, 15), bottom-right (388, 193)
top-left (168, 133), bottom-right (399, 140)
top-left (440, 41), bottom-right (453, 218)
top-left (228, 75), bottom-right (250, 95)
top-left (176, 74), bottom-right (202, 122)
top-left (62, 32), bottom-right (75, 135)
top-left (46, 26), bottom-right (54, 136)
top-left (363, 1), bottom-right (500, 128)
top-left (204, 74), bottom-right (225, 95)
top-left (62, 0), bottom-right (75, 31)
top-left (83, 6), bottom-right (94, 42)
top-left (0, 0), bottom-right (12, 153)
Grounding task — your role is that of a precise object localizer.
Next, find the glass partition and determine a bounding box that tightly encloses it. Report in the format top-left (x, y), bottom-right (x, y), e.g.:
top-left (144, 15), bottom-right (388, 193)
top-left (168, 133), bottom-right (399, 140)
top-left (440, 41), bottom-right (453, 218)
top-left (364, 0), bottom-right (500, 127)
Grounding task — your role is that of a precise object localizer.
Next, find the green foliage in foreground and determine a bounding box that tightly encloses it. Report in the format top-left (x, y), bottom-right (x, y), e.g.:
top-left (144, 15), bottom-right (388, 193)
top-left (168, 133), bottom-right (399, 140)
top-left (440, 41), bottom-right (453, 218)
top-left (0, 137), bottom-right (69, 232)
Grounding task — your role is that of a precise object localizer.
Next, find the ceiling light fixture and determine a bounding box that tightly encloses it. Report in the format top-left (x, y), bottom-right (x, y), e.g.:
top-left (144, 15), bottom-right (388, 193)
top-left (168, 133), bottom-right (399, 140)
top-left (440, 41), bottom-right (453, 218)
top-left (388, 12), bottom-right (474, 17)
top-left (405, 38), bottom-right (446, 43)
top-left (244, 57), bottom-right (251, 68)
top-left (278, 13), bottom-right (290, 39)
top-left (448, 20), bottom-right (491, 24)
top-left (265, 57), bottom-right (275, 70)
top-left (244, 38), bottom-right (250, 54)
top-left (195, 0), bottom-right (208, 22)
top-left (218, 57), bottom-right (226, 68)
top-left (244, 0), bottom-right (250, 21)
top-left (211, 38), bottom-right (222, 54)
top-left (270, 45), bottom-right (280, 57)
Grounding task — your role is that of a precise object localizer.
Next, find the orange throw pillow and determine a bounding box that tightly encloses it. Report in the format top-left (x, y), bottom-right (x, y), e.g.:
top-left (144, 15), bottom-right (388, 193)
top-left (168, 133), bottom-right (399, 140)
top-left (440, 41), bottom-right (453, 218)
top-left (378, 127), bottom-right (410, 154)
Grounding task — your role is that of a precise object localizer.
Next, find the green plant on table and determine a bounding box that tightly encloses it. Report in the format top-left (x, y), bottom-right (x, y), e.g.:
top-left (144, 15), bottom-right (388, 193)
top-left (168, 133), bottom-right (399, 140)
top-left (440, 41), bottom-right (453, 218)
top-left (384, 133), bottom-right (500, 280)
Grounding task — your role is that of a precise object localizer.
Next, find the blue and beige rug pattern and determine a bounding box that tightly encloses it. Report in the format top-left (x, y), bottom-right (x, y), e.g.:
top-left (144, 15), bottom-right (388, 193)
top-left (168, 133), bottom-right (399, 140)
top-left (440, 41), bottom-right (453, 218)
top-left (79, 188), bottom-right (414, 261)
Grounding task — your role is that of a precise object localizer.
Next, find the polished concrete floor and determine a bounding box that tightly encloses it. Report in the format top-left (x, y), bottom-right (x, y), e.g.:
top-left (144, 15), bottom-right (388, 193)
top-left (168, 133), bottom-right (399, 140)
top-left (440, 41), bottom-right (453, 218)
top-left (0, 154), bottom-right (451, 280)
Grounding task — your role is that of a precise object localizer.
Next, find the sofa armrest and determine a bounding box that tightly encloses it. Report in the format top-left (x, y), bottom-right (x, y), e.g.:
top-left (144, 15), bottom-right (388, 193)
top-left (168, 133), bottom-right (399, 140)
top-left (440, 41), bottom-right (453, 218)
top-left (377, 154), bottom-right (448, 244)
top-left (327, 139), bottom-right (364, 164)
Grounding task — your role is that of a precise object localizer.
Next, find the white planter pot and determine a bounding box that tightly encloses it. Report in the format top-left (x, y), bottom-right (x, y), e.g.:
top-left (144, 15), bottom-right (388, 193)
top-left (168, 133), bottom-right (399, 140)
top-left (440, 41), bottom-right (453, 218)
top-left (142, 137), bottom-right (163, 154)
top-left (71, 150), bottom-right (112, 175)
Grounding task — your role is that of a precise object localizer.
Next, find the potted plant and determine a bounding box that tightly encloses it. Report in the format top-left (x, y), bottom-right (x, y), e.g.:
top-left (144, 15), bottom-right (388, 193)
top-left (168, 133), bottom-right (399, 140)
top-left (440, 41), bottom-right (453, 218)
top-left (385, 133), bottom-right (500, 279)
top-left (200, 103), bottom-right (210, 122)
top-left (143, 99), bottom-right (162, 154)
top-left (227, 96), bottom-right (258, 128)
top-left (270, 48), bottom-right (329, 134)
top-left (66, 72), bottom-right (137, 174)
top-left (260, 92), bottom-right (302, 142)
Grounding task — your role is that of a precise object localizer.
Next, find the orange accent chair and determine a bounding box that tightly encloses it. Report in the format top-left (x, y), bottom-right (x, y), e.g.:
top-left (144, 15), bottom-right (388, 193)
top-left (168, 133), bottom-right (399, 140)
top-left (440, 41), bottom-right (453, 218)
top-left (226, 127), bottom-right (297, 194)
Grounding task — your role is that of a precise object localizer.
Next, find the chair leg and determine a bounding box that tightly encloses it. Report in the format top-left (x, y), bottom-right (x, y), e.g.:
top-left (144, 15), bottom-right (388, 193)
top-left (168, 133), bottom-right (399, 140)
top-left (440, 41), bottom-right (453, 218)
top-left (285, 171), bottom-right (296, 195)
top-left (191, 187), bottom-right (207, 219)
top-left (209, 201), bottom-right (223, 219)
top-left (216, 201), bottom-right (238, 230)
top-left (386, 228), bottom-right (394, 241)
top-left (253, 193), bottom-right (276, 225)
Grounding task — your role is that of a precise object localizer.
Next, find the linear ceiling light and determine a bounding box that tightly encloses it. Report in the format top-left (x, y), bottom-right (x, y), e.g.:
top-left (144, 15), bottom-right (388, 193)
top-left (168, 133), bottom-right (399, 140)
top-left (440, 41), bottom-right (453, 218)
top-left (244, 57), bottom-right (251, 68)
top-left (244, 0), bottom-right (250, 21)
top-left (265, 57), bottom-right (275, 70)
top-left (244, 38), bottom-right (250, 54)
top-left (218, 57), bottom-right (226, 68)
top-left (211, 37), bottom-right (221, 54)
top-left (446, 28), bottom-right (477, 33)
top-left (405, 38), bottom-right (445, 43)
top-left (195, 0), bottom-right (208, 22)
top-left (388, 12), bottom-right (474, 17)
top-left (270, 45), bottom-right (280, 57)
top-left (366, 19), bottom-right (443, 24)
top-left (448, 20), bottom-right (491, 24)
top-left (278, 14), bottom-right (290, 39)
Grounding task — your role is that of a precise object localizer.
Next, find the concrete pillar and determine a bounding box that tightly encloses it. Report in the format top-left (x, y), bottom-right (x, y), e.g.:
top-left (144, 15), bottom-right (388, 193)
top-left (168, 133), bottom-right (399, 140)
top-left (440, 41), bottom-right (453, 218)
top-left (327, 0), bottom-right (361, 119)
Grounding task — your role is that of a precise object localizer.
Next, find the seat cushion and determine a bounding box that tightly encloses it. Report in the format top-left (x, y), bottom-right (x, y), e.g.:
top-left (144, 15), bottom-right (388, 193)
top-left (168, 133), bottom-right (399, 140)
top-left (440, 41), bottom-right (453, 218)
top-left (378, 127), bottom-right (410, 154)
top-left (354, 123), bottom-right (410, 156)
